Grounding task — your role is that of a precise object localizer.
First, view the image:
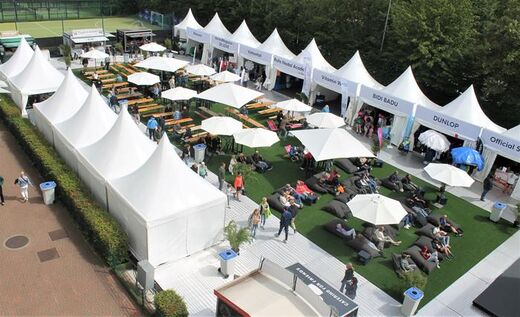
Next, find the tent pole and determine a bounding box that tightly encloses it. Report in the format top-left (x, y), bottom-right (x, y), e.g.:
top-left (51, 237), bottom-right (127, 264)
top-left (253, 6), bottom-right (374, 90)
top-left (379, 0), bottom-right (392, 53)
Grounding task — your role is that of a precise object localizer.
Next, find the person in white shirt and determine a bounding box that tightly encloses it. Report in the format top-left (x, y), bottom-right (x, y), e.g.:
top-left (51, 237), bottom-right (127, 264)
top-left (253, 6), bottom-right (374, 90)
top-left (374, 227), bottom-right (401, 250)
top-left (15, 171), bottom-right (33, 203)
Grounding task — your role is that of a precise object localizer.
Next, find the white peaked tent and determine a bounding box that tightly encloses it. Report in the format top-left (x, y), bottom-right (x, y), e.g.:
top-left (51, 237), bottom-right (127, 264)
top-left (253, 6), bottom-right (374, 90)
top-left (230, 20), bottom-right (261, 49)
top-left (53, 85), bottom-right (117, 172)
top-left (106, 137), bottom-right (227, 267)
top-left (175, 8), bottom-right (203, 38)
top-left (201, 13), bottom-right (232, 65)
top-left (332, 51), bottom-right (384, 121)
top-left (9, 46), bottom-right (64, 116)
top-left (196, 82), bottom-right (263, 109)
top-left (77, 108), bottom-right (156, 209)
top-left (504, 125), bottom-right (520, 140)
top-left (0, 37), bottom-right (33, 80)
top-left (135, 56), bottom-right (189, 73)
top-left (360, 66), bottom-right (440, 146)
top-left (32, 69), bottom-right (88, 144)
top-left (259, 28), bottom-right (295, 60)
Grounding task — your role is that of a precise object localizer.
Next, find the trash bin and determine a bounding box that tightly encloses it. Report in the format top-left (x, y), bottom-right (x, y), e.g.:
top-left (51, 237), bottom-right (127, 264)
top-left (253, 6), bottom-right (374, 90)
top-left (40, 181), bottom-right (56, 205)
top-left (490, 201), bottom-right (507, 222)
top-left (193, 144), bottom-right (206, 163)
top-left (123, 53), bottom-right (129, 63)
top-left (218, 249), bottom-right (237, 278)
top-left (401, 287), bottom-right (424, 316)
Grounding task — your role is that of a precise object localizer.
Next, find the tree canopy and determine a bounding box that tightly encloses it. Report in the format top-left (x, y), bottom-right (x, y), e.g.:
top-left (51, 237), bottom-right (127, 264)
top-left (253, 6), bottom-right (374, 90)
top-left (133, 0), bottom-right (519, 128)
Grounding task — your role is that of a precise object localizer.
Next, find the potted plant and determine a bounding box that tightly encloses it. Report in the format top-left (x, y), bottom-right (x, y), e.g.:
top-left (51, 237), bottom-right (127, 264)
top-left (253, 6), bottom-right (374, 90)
top-left (224, 220), bottom-right (251, 254)
top-left (164, 39), bottom-right (172, 51)
top-left (59, 44), bottom-right (72, 67)
top-left (114, 42), bottom-right (124, 54)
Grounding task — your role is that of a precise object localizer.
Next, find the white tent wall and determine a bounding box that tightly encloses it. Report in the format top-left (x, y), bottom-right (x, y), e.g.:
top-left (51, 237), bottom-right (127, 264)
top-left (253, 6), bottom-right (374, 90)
top-left (389, 115), bottom-right (409, 146)
top-left (7, 83), bottom-right (29, 117)
top-left (77, 158), bottom-right (108, 208)
top-left (31, 109), bottom-right (55, 145)
top-left (52, 130), bottom-right (81, 173)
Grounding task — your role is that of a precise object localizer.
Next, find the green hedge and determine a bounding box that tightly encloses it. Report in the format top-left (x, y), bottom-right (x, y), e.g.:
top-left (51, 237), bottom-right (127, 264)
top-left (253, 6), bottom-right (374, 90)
top-left (0, 97), bottom-right (128, 266)
top-left (154, 290), bottom-right (188, 317)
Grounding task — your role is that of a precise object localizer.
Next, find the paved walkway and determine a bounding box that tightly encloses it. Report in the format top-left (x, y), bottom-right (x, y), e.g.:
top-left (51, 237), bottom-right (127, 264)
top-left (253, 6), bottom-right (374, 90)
top-left (0, 121), bottom-right (141, 316)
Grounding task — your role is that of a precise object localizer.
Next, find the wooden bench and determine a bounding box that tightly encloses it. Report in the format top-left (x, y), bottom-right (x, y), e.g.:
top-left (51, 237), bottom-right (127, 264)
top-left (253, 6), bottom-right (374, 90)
top-left (151, 112), bottom-right (174, 119)
top-left (258, 107), bottom-right (282, 116)
top-left (83, 68), bottom-right (106, 76)
top-left (127, 98), bottom-right (154, 106)
top-left (185, 132), bottom-right (208, 144)
top-left (87, 73), bottom-right (115, 80)
top-left (165, 117), bottom-right (193, 126)
top-left (115, 87), bottom-right (131, 94)
top-left (168, 124), bottom-right (199, 134)
top-left (139, 105), bottom-right (164, 114)
top-left (117, 92), bottom-right (143, 100)
top-left (246, 102), bottom-right (269, 111)
top-left (102, 82), bottom-right (128, 91)
top-left (226, 107), bottom-right (265, 128)
top-left (101, 78), bottom-right (116, 84)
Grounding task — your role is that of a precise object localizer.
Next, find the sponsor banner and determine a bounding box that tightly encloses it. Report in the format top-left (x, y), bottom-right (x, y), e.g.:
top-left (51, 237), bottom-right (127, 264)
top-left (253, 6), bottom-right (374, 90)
top-left (313, 69), bottom-right (343, 94)
top-left (359, 85), bottom-right (414, 116)
top-left (287, 263), bottom-right (358, 317)
top-left (71, 28), bottom-right (104, 37)
top-left (273, 55), bottom-right (305, 79)
top-left (187, 27), bottom-right (210, 44)
top-left (212, 35), bottom-right (238, 53)
top-left (481, 129), bottom-right (520, 160)
top-left (239, 44), bottom-right (272, 65)
top-left (415, 105), bottom-right (481, 140)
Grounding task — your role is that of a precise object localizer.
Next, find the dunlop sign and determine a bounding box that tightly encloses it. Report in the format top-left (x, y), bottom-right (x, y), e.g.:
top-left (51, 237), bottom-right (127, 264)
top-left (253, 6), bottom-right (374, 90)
top-left (415, 105), bottom-right (482, 140)
top-left (186, 27), bottom-right (210, 44)
top-left (359, 85), bottom-right (414, 116)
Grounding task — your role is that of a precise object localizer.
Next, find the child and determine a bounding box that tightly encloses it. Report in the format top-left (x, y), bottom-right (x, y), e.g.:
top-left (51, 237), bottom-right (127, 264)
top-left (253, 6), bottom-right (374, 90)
top-left (225, 184), bottom-right (235, 208)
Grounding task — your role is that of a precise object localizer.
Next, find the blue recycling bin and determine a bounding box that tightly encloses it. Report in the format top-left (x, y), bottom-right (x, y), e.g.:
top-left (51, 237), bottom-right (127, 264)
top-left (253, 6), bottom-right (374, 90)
top-left (402, 287), bottom-right (424, 316)
top-left (193, 144), bottom-right (207, 163)
top-left (218, 249), bottom-right (237, 278)
top-left (40, 181), bottom-right (56, 205)
top-left (490, 201), bottom-right (507, 222)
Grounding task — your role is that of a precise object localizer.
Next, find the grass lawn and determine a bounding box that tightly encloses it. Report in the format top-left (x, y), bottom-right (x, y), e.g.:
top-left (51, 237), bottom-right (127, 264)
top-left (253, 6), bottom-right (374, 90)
top-left (178, 103), bottom-right (516, 307)
top-left (76, 71), bottom-right (517, 307)
top-left (0, 16), bottom-right (162, 38)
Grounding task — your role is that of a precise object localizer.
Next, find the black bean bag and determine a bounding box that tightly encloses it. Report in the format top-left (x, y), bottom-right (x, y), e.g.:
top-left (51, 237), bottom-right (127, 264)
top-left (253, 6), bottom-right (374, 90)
top-left (415, 223), bottom-right (436, 239)
top-left (404, 245), bottom-right (437, 274)
top-left (414, 236), bottom-right (445, 261)
top-left (362, 226), bottom-right (399, 248)
top-left (381, 177), bottom-right (400, 192)
top-left (322, 200), bottom-right (352, 219)
top-left (323, 218), bottom-right (355, 240)
top-left (346, 234), bottom-right (382, 258)
top-left (362, 224), bottom-right (399, 240)
top-left (272, 186), bottom-right (286, 195)
top-left (335, 158), bottom-right (358, 174)
top-left (305, 176), bottom-right (328, 194)
top-left (341, 177), bottom-right (369, 195)
top-left (427, 212), bottom-right (460, 229)
top-left (392, 253), bottom-right (418, 275)
top-left (334, 192), bottom-right (353, 204)
top-left (267, 193), bottom-right (285, 213)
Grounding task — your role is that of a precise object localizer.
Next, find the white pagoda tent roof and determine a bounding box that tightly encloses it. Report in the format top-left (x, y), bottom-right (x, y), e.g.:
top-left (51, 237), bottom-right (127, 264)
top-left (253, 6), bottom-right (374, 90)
top-left (293, 38), bottom-right (335, 73)
top-left (381, 66), bottom-right (439, 110)
top-left (335, 51), bottom-right (383, 89)
top-left (33, 68), bottom-right (88, 125)
top-left (440, 85), bottom-right (505, 133)
top-left (106, 137), bottom-right (226, 266)
top-left (0, 37), bottom-right (33, 80)
top-left (174, 8), bottom-right (203, 32)
top-left (203, 13), bottom-right (231, 38)
top-left (196, 82), bottom-right (263, 109)
top-left (229, 20), bottom-right (261, 48)
top-left (10, 46), bottom-right (64, 95)
top-left (504, 125), bottom-right (520, 140)
top-left (55, 85), bottom-right (117, 148)
top-left (257, 28), bottom-right (295, 60)
top-left (135, 56), bottom-right (189, 73)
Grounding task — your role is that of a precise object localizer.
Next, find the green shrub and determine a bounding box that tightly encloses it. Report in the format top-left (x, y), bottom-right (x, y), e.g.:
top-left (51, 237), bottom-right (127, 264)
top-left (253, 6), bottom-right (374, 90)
top-left (154, 290), bottom-right (188, 317)
top-left (401, 270), bottom-right (428, 291)
top-left (0, 97), bottom-right (128, 266)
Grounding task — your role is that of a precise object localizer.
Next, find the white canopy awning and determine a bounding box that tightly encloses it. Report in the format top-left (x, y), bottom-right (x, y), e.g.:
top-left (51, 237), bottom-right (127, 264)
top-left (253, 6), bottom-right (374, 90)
top-left (106, 137), bottom-right (226, 266)
top-left (135, 56), bottom-right (189, 73)
top-left (360, 66), bottom-right (439, 116)
top-left (291, 128), bottom-right (374, 161)
top-left (10, 46), bottom-right (64, 95)
top-left (174, 8), bottom-right (203, 33)
top-left (196, 83), bottom-right (263, 109)
top-left (0, 36), bottom-right (33, 80)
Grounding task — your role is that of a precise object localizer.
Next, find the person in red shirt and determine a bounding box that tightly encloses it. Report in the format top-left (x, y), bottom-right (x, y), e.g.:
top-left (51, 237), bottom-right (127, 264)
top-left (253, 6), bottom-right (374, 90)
top-left (234, 172), bottom-right (244, 201)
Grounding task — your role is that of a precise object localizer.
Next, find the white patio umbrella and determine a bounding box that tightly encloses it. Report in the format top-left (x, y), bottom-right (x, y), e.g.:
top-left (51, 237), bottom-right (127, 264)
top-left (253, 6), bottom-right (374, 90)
top-left (424, 163), bottom-right (475, 187)
top-left (81, 49), bottom-right (109, 60)
top-left (128, 72), bottom-right (160, 86)
top-left (201, 117), bottom-right (243, 136)
top-left (196, 83), bottom-right (264, 109)
top-left (274, 99), bottom-right (312, 112)
top-left (185, 64), bottom-right (216, 76)
top-left (307, 112), bottom-right (345, 128)
top-left (139, 42), bottom-right (167, 52)
top-left (233, 128), bottom-right (279, 148)
top-left (135, 56), bottom-right (189, 73)
top-left (347, 194), bottom-right (408, 225)
top-left (291, 128), bottom-right (374, 161)
top-left (161, 87), bottom-right (197, 101)
top-left (418, 130), bottom-right (451, 152)
top-left (210, 70), bottom-right (241, 83)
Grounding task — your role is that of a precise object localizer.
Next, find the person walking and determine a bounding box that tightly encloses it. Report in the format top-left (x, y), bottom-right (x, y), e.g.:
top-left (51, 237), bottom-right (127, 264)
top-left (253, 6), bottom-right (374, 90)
top-left (15, 171), bottom-right (33, 203)
top-left (289, 200), bottom-right (299, 233)
top-left (339, 263), bottom-right (355, 293)
top-left (146, 117), bottom-right (158, 140)
top-left (279, 115), bottom-right (288, 139)
top-left (198, 162), bottom-right (208, 178)
top-left (218, 162), bottom-right (226, 191)
top-left (233, 172), bottom-right (244, 201)
top-left (0, 174), bottom-right (5, 205)
top-left (250, 208), bottom-right (261, 240)
top-left (345, 277), bottom-right (358, 299)
top-left (274, 207), bottom-right (292, 243)
top-left (259, 197), bottom-right (271, 229)
top-left (481, 174), bottom-right (494, 201)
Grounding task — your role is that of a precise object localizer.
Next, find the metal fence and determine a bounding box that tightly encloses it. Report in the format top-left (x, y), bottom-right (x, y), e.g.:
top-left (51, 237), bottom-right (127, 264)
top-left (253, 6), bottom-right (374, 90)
top-left (0, 0), bottom-right (120, 23)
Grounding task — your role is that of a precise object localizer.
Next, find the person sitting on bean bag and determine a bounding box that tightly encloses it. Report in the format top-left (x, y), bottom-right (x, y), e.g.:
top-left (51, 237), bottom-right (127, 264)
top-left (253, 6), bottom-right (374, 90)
top-left (295, 180), bottom-right (318, 204)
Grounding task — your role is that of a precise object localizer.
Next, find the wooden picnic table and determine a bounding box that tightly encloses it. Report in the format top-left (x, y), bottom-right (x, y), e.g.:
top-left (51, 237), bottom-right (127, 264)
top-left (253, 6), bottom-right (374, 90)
top-left (127, 98), bottom-right (154, 106)
top-left (102, 82), bottom-right (128, 90)
top-left (117, 92), bottom-right (143, 100)
top-left (87, 73), bottom-right (115, 80)
top-left (258, 107), bottom-right (282, 116)
top-left (138, 104), bottom-right (163, 114)
top-left (83, 68), bottom-right (106, 76)
top-left (246, 102), bottom-right (269, 111)
top-left (165, 117), bottom-right (193, 126)
top-left (226, 107), bottom-right (265, 128)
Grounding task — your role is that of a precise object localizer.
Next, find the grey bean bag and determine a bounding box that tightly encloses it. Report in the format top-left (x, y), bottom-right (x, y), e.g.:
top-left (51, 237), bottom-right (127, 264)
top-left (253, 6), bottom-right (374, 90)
top-left (305, 176), bottom-right (328, 194)
top-left (427, 212), bottom-right (460, 229)
top-left (381, 177), bottom-right (400, 192)
top-left (347, 234), bottom-right (382, 258)
top-left (322, 200), bottom-right (352, 219)
top-left (415, 223), bottom-right (437, 239)
top-left (392, 253), bottom-right (418, 275)
top-left (334, 192), bottom-right (354, 204)
top-left (404, 245), bottom-right (437, 274)
top-left (266, 193), bottom-right (285, 213)
top-left (335, 158), bottom-right (358, 174)
top-left (323, 218), bottom-right (355, 240)
top-left (414, 236), bottom-right (445, 261)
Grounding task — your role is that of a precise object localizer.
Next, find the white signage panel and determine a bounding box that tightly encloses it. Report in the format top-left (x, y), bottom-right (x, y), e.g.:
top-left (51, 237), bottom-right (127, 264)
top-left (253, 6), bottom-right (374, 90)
top-left (313, 69), bottom-right (343, 94)
top-left (212, 35), bottom-right (238, 53)
top-left (481, 129), bottom-right (520, 161)
top-left (273, 55), bottom-right (305, 79)
top-left (359, 85), bottom-right (414, 116)
top-left (415, 105), bottom-right (482, 140)
top-left (187, 27), bottom-right (210, 44)
top-left (239, 44), bottom-right (273, 65)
